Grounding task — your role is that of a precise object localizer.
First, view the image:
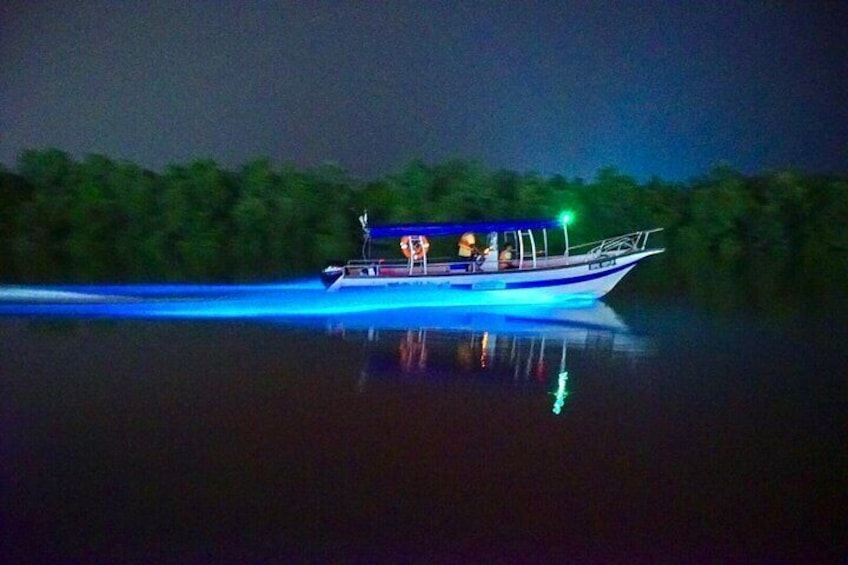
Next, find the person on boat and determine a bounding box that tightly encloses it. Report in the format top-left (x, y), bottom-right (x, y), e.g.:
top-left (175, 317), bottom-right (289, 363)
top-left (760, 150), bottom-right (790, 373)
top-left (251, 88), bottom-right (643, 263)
top-left (457, 232), bottom-right (479, 260)
top-left (499, 243), bottom-right (517, 269)
top-left (457, 232), bottom-right (481, 272)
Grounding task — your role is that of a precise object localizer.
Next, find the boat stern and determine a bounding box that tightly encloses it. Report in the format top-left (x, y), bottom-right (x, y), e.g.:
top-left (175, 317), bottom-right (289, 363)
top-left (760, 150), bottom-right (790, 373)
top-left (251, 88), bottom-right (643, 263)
top-left (320, 264), bottom-right (345, 290)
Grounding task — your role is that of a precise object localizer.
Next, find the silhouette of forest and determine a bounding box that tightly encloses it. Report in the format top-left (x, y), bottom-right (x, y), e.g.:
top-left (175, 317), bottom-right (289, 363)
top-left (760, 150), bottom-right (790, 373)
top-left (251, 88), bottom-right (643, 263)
top-left (2, 148), bottom-right (846, 313)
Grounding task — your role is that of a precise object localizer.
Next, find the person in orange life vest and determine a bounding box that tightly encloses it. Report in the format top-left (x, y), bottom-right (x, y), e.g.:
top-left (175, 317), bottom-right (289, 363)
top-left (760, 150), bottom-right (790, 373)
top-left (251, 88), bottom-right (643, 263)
top-left (499, 243), bottom-right (517, 269)
top-left (457, 232), bottom-right (479, 260)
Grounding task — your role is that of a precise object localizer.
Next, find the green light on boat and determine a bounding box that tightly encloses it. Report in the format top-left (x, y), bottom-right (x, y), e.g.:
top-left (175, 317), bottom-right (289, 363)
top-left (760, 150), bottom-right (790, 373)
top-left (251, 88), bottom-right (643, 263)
top-left (559, 210), bottom-right (574, 226)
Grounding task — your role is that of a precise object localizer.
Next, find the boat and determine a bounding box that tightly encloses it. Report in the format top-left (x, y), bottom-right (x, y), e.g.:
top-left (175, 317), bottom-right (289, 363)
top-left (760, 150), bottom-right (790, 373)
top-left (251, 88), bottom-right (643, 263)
top-left (320, 211), bottom-right (664, 297)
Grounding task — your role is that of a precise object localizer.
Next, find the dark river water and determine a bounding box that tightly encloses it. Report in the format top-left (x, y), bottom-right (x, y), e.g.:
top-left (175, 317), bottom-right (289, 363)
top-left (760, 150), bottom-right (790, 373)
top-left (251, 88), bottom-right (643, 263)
top-left (1, 287), bottom-right (846, 562)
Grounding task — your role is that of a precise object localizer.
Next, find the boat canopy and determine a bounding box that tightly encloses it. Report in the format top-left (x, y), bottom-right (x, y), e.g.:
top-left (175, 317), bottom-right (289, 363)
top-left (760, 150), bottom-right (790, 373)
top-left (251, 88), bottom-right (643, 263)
top-left (366, 218), bottom-right (562, 239)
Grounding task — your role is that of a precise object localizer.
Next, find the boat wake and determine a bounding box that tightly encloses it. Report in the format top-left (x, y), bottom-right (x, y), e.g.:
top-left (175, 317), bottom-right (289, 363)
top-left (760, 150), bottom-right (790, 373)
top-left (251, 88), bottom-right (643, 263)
top-left (0, 280), bottom-right (651, 364)
top-left (0, 280), bottom-right (599, 320)
top-left (0, 286), bottom-right (133, 303)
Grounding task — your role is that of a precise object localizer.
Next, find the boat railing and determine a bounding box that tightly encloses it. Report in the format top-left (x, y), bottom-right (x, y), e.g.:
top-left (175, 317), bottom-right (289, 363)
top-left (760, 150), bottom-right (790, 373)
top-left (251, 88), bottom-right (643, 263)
top-left (341, 257), bottom-right (477, 277)
top-left (569, 228), bottom-right (663, 259)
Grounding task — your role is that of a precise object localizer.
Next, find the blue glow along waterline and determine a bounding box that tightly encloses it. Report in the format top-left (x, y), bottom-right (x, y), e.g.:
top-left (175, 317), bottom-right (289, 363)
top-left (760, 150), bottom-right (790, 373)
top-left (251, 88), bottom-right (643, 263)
top-left (0, 279), bottom-right (599, 321)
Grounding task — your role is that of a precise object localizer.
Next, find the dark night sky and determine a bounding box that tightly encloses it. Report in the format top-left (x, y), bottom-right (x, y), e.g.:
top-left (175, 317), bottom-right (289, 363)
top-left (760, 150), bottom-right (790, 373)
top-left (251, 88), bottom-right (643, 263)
top-left (2, 1), bottom-right (846, 181)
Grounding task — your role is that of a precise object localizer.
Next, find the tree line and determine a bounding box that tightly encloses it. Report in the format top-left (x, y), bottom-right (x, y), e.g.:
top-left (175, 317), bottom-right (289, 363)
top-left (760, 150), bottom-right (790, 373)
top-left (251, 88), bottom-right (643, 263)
top-left (1, 148), bottom-right (846, 311)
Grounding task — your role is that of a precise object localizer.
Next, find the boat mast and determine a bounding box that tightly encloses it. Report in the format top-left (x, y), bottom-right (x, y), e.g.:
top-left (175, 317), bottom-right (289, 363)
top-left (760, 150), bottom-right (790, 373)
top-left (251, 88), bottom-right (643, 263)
top-left (559, 211), bottom-right (573, 260)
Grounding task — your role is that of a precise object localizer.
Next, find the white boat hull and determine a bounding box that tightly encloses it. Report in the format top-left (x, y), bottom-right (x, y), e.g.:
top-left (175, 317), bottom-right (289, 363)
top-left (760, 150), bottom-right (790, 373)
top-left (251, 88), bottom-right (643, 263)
top-left (326, 248), bottom-right (663, 298)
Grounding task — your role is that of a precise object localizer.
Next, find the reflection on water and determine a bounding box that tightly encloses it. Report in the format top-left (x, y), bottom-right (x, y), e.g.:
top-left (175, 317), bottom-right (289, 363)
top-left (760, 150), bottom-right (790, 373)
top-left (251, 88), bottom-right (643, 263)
top-left (0, 280), bottom-right (652, 413)
top-left (0, 279), bottom-right (653, 417)
top-left (552, 370), bottom-right (568, 415)
top-left (3, 290), bottom-right (845, 561)
top-left (311, 301), bottom-right (653, 415)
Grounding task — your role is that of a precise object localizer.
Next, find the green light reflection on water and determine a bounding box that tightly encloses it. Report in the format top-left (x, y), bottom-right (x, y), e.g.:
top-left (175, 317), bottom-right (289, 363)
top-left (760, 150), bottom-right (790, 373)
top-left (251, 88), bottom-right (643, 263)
top-left (552, 370), bottom-right (569, 415)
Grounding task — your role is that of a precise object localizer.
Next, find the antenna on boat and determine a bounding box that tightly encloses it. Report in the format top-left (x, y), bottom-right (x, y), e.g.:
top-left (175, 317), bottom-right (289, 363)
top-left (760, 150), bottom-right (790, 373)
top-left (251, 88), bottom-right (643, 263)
top-left (359, 209), bottom-right (370, 259)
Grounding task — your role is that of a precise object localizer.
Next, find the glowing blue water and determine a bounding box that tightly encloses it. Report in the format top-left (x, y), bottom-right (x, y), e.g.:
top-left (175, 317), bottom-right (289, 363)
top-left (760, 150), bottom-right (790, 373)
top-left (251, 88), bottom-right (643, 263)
top-left (0, 279), bottom-right (600, 323)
